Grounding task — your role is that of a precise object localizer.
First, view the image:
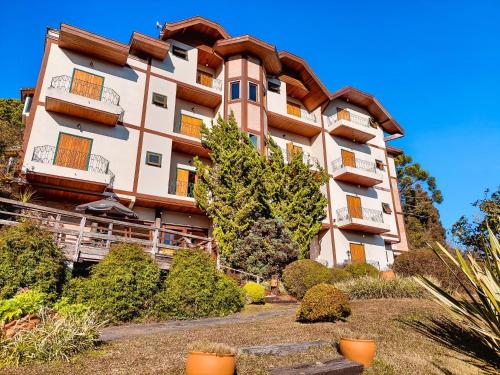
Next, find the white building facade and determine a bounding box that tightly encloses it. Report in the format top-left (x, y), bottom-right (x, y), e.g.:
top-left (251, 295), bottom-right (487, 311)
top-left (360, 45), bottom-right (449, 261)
top-left (20, 17), bottom-right (408, 270)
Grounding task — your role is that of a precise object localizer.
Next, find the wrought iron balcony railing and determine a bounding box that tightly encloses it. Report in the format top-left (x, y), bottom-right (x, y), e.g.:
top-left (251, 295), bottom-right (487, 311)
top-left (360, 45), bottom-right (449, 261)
top-left (168, 180), bottom-right (195, 198)
top-left (331, 157), bottom-right (379, 174)
top-left (299, 108), bottom-right (316, 122)
top-left (49, 75), bottom-right (120, 106)
top-left (196, 72), bottom-right (223, 92)
top-left (31, 145), bottom-right (113, 178)
top-left (336, 206), bottom-right (384, 224)
top-left (327, 110), bottom-right (372, 128)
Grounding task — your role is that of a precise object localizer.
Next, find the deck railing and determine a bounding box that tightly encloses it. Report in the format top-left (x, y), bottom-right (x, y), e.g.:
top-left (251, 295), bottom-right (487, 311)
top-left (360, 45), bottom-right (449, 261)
top-left (336, 207), bottom-right (384, 224)
top-left (331, 157), bottom-right (378, 174)
top-left (0, 197), bottom-right (213, 269)
top-left (196, 72), bottom-right (223, 91)
top-left (327, 111), bottom-right (372, 128)
top-left (50, 75), bottom-right (120, 105)
top-left (168, 180), bottom-right (195, 198)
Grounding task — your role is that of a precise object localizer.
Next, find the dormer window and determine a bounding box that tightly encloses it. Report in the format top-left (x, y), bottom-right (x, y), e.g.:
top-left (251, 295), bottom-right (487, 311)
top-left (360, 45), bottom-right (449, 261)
top-left (267, 80), bottom-right (280, 93)
top-left (172, 45), bottom-right (188, 60)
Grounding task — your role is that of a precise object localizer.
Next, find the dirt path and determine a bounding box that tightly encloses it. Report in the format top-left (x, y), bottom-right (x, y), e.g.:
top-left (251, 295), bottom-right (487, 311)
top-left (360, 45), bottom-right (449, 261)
top-left (100, 304), bottom-right (297, 341)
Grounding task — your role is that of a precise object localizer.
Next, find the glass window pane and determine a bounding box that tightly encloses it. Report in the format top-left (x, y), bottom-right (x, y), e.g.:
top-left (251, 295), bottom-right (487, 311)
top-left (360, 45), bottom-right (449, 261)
top-left (249, 83), bottom-right (257, 101)
top-left (231, 82), bottom-right (240, 100)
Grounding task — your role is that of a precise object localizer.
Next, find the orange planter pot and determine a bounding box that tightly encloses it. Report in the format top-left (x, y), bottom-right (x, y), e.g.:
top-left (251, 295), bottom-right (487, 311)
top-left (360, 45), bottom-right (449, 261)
top-left (379, 270), bottom-right (395, 280)
top-left (339, 338), bottom-right (376, 368)
top-left (186, 352), bottom-right (236, 375)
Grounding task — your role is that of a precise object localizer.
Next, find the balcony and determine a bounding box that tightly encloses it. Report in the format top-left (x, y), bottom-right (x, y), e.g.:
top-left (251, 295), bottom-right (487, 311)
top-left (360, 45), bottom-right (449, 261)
top-left (196, 70), bottom-right (223, 92)
top-left (45, 75), bottom-right (123, 126)
top-left (326, 110), bottom-right (377, 143)
top-left (331, 158), bottom-right (383, 187)
top-left (279, 146), bottom-right (320, 167)
top-left (168, 180), bottom-right (195, 199)
top-left (171, 121), bottom-right (209, 157)
top-left (24, 145), bottom-right (114, 193)
top-left (287, 106), bottom-right (317, 123)
top-left (336, 207), bottom-right (390, 234)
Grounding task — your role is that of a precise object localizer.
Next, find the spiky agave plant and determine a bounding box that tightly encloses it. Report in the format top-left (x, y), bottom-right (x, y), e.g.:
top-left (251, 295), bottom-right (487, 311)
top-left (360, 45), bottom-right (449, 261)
top-left (415, 226), bottom-right (500, 353)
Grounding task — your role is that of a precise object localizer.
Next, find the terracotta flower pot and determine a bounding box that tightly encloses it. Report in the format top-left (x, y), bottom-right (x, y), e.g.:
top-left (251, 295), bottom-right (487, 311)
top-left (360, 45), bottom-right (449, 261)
top-left (186, 351), bottom-right (236, 375)
top-left (339, 337), bottom-right (376, 368)
top-left (379, 270), bottom-right (395, 280)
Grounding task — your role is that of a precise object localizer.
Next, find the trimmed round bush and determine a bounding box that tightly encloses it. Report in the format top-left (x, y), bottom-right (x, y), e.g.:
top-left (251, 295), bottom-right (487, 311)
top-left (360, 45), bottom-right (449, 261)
top-left (243, 281), bottom-right (265, 304)
top-left (334, 276), bottom-right (426, 299)
top-left (155, 249), bottom-right (244, 319)
top-left (392, 249), bottom-right (462, 292)
top-left (331, 267), bottom-right (351, 283)
top-left (296, 283), bottom-right (351, 323)
top-left (283, 259), bottom-right (331, 300)
top-left (0, 223), bottom-right (64, 300)
top-left (68, 243), bottom-right (161, 322)
top-left (344, 263), bottom-right (379, 278)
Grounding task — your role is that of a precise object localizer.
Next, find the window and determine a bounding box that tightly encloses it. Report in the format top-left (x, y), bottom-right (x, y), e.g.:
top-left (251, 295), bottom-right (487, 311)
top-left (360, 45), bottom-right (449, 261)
top-left (248, 82), bottom-right (258, 102)
top-left (382, 202), bottom-right (392, 214)
top-left (172, 45), bottom-right (188, 60)
top-left (152, 93), bottom-right (168, 108)
top-left (54, 133), bottom-right (93, 171)
top-left (175, 167), bottom-right (196, 197)
top-left (70, 69), bottom-right (104, 100)
top-left (248, 133), bottom-right (259, 148)
top-left (286, 142), bottom-right (302, 161)
top-left (267, 79), bottom-right (280, 93)
top-left (146, 152), bottom-right (162, 167)
top-left (197, 70), bottom-right (213, 88)
top-left (287, 101), bottom-right (301, 117)
top-left (375, 160), bottom-right (384, 170)
top-left (179, 114), bottom-right (203, 138)
top-left (230, 81), bottom-right (240, 100)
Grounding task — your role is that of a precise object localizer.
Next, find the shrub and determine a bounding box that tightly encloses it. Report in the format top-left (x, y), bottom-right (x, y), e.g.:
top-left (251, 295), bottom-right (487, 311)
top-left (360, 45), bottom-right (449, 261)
top-left (243, 282), bottom-right (266, 304)
top-left (296, 283), bottom-right (351, 323)
top-left (67, 243), bottom-right (161, 323)
top-left (228, 218), bottom-right (299, 279)
top-left (155, 249), bottom-right (244, 319)
top-left (0, 308), bottom-right (102, 367)
top-left (334, 276), bottom-right (427, 299)
top-left (0, 223), bottom-right (65, 300)
top-left (53, 297), bottom-right (89, 318)
top-left (187, 341), bottom-right (237, 355)
top-left (331, 267), bottom-right (351, 283)
top-left (0, 290), bottom-right (47, 324)
top-left (283, 259), bottom-right (331, 300)
top-left (343, 263), bottom-right (379, 278)
top-left (393, 248), bottom-right (463, 291)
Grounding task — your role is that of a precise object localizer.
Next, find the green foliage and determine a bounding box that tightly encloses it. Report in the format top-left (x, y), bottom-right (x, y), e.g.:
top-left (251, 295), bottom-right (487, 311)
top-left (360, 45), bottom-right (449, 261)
top-left (416, 227), bottom-right (500, 359)
top-left (0, 99), bottom-right (23, 191)
top-left (0, 308), bottom-right (102, 367)
top-left (0, 223), bottom-right (65, 300)
top-left (243, 281), bottom-right (266, 304)
top-left (0, 99), bottom-right (23, 129)
top-left (265, 138), bottom-right (328, 258)
top-left (194, 114), bottom-right (328, 262)
top-left (330, 267), bottom-right (352, 283)
top-left (392, 248), bottom-right (462, 291)
top-left (282, 259), bottom-right (331, 300)
top-left (155, 249), bottom-right (244, 319)
top-left (343, 263), bottom-right (379, 278)
top-left (334, 276), bottom-right (426, 299)
top-left (452, 187), bottom-right (500, 255)
top-left (68, 243), bottom-right (161, 323)
top-left (296, 283), bottom-right (351, 323)
top-left (229, 218), bottom-right (299, 279)
top-left (395, 154), bottom-right (446, 250)
top-left (53, 297), bottom-right (89, 318)
top-left (0, 290), bottom-right (47, 324)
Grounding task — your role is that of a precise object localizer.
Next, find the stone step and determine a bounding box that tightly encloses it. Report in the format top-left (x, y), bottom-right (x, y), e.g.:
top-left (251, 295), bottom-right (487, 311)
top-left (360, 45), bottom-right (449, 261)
top-left (270, 358), bottom-right (364, 375)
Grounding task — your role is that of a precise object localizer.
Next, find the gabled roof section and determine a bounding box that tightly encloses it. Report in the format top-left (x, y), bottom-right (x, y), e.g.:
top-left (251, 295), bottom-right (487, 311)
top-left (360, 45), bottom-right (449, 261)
top-left (160, 16), bottom-right (229, 44)
top-left (214, 35), bottom-right (281, 75)
top-left (278, 51), bottom-right (330, 112)
top-left (329, 86), bottom-right (404, 135)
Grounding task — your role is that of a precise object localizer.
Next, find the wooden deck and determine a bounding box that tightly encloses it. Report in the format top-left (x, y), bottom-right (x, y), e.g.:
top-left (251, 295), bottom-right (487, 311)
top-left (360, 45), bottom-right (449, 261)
top-left (0, 197), bottom-right (214, 269)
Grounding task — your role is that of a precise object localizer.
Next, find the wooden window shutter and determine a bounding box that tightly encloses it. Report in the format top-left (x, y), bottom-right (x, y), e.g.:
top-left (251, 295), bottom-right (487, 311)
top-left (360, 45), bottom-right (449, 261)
top-left (180, 115), bottom-right (203, 138)
top-left (197, 70), bottom-right (213, 87)
top-left (287, 101), bottom-right (301, 117)
top-left (349, 243), bottom-right (366, 263)
top-left (71, 69), bottom-right (104, 100)
top-left (176, 169), bottom-right (190, 196)
top-left (347, 195), bottom-right (362, 219)
top-left (341, 150), bottom-right (356, 168)
top-left (337, 107), bottom-right (351, 121)
top-left (54, 133), bottom-right (92, 171)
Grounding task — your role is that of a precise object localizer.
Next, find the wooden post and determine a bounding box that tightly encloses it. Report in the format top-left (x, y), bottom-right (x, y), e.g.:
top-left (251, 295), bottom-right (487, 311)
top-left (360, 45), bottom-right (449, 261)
top-left (73, 216), bottom-right (86, 262)
top-left (151, 218), bottom-right (160, 258)
top-left (106, 222), bottom-right (113, 249)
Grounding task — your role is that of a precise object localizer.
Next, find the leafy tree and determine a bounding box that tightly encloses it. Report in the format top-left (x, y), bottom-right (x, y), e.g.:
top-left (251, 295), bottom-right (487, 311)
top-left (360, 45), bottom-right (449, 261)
top-left (0, 99), bottom-right (24, 129)
top-left (451, 187), bottom-right (500, 254)
top-left (266, 138), bottom-right (328, 258)
top-left (228, 217), bottom-right (299, 279)
top-left (193, 113), bottom-right (269, 259)
top-left (395, 154), bottom-right (446, 249)
top-left (0, 99), bottom-right (24, 191)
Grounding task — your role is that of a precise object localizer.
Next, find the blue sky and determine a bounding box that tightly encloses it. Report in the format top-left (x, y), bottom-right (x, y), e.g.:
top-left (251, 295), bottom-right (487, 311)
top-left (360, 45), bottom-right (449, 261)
top-left (1, 1), bottom-right (499, 234)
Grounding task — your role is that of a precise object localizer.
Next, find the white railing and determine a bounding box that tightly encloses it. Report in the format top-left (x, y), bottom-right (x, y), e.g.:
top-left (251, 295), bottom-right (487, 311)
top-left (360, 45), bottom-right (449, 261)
top-left (279, 146), bottom-right (319, 166)
top-left (331, 157), bottom-right (379, 174)
top-left (300, 108), bottom-right (316, 122)
top-left (327, 110), bottom-right (372, 128)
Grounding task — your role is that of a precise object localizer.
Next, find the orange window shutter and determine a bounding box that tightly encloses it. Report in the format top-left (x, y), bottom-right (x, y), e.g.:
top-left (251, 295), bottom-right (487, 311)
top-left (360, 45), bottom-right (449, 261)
top-left (55, 134), bottom-right (92, 170)
top-left (71, 70), bottom-right (104, 100)
top-left (176, 169), bottom-right (190, 196)
top-left (287, 102), bottom-right (301, 117)
top-left (350, 243), bottom-right (366, 263)
top-left (181, 115), bottom-right (202, 138)
top-left (347, 195), bottom-right (362, 219)
top-left (337, 107), bottom-right (350, 121)
top-left (341, 150), bottom-right (356, 168)
top-left (197, 70), bottom-right (213, 87)
top-left (286, 142), bottom-right (294, 161)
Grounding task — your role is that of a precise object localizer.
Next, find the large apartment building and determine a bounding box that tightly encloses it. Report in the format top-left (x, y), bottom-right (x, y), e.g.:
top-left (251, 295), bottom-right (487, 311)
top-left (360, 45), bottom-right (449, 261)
top-left (19, 17), bottom-right (408, 270)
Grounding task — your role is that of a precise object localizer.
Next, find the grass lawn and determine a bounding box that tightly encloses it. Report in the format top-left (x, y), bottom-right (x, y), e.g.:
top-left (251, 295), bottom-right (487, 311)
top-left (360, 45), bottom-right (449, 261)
top-left (0, 299), bottom-right (481, 375)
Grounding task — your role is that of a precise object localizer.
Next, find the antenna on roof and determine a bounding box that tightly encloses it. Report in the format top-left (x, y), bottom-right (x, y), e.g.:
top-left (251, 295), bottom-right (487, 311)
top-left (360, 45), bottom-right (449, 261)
top-left (155, 21), bottom-right (163, 30)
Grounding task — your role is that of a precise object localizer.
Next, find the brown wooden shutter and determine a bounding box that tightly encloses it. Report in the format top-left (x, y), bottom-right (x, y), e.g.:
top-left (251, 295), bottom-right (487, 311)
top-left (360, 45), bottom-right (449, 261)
top-left (341, 149), bottom-right (356, 168)
top-left (287, 101), bottom-right (301, 117)
top-left (350, 243), bottom-right (366, 263)
top-left (54, 133), bottom-right (92, 170)
top-left (347, 195), bottom-right (362, 219)
top-left (337, 107), bottom-right (350, 121)
top-left (176, 168), bottom-right (190, 196)
top-left (180, 115), bottom-right (203, 138)
top-left (71, 70), bottom-right (104, 100)
top-left (197, 70), bottom-right (213, 87)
